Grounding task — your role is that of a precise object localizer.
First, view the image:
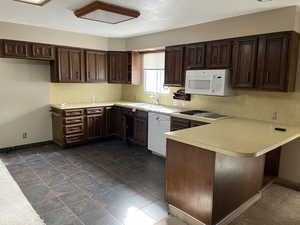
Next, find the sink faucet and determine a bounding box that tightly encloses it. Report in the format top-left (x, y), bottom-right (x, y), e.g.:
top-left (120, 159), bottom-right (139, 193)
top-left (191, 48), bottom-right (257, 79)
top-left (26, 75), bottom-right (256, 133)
top-left (150, 93), bottom-right (160, 105)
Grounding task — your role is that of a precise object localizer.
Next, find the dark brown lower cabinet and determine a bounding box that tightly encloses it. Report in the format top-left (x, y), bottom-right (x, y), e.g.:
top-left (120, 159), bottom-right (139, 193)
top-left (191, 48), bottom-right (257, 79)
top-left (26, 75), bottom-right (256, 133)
top-left (171, 117), bottom-right (209, 131)
top-left (171, 117), bottom-right (190, 131)
top-left (106, 106), bottom-right (125, 138)
top-left (52, 108), bottom-right (85, 146)
top-left (133, 112), bottom-right (148, 146)
top-left (86, 114), bottom-right (105, 139)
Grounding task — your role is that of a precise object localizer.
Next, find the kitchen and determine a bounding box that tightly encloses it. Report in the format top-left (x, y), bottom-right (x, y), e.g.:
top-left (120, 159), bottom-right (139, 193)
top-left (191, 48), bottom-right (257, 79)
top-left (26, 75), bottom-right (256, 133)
top-left (1, 1), bottom-right (300, 225)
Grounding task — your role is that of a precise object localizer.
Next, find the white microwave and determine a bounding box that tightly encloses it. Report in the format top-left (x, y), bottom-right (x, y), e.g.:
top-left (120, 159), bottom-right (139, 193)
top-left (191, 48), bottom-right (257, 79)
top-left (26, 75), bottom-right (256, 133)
top-left (185, 69), bottom-right (232, 96)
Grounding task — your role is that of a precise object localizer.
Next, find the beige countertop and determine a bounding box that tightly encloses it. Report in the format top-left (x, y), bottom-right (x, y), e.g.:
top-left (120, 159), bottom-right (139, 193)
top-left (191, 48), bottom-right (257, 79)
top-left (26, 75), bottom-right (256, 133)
top-left (165, 118), bottom-right (300, 158)
top-left (51, 101), bottom-right (300, 158)
top-left (50, 102), bottom-right (182, 115)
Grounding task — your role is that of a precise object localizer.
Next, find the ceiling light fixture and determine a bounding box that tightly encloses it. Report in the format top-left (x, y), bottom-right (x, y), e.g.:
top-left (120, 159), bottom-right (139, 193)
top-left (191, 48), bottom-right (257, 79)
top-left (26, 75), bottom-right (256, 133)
top-left (74, 1), bottom-right (140, 24)
top-left (14, 0), bottom-right (50, 6)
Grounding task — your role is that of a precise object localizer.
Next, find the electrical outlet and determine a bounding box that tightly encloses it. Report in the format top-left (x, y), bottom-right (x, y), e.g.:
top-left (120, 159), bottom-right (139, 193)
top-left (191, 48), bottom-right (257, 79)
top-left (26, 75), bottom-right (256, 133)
top-left (22, 132), bottom-right (27, 139)
top-left (272, 112), bottom-right (278, 120)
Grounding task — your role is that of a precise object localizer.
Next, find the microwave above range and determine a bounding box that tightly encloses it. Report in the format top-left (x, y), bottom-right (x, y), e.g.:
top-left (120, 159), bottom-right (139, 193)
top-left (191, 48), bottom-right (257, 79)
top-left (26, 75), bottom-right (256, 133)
top-left (185, 69), bottom-right (232, 96)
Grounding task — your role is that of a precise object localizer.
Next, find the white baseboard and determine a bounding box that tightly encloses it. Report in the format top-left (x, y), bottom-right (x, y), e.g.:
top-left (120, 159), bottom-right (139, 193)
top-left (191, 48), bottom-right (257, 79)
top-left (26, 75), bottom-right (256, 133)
top-left (168, 205), bottom-right (206, 225)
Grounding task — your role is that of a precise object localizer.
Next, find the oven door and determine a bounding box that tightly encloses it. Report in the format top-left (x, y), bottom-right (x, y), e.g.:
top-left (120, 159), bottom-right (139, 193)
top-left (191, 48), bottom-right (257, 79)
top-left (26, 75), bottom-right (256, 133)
top-left (185, 72), bottom-right (214, 95)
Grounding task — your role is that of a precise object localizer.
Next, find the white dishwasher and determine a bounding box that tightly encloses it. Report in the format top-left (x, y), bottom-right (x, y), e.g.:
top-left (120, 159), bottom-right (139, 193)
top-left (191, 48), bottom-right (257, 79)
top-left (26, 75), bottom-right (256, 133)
top-left (148, 112), bottom-right (170, 157)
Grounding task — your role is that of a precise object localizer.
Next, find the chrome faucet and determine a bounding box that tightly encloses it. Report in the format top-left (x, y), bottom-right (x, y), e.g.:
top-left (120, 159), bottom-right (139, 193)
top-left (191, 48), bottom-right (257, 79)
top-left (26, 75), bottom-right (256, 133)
top-left (150, 93), bottom-right (160, 105)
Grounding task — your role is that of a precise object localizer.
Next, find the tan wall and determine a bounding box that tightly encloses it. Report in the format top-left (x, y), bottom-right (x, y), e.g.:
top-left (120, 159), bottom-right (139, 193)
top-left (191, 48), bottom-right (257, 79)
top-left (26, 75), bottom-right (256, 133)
top-left (0, 21), bottom-right (110, 50)
top-left (126, 6), bottom-right (297, 50)
top-left (49, 83), bottom-right (122, 104)
top-left (0, 59), bottom-right (52, 148)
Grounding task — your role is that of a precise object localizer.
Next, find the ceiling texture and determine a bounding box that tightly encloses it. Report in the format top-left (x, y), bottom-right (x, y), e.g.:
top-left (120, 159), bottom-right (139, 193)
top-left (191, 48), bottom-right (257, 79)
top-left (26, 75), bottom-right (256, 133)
top-left (0, 0), bottom-right (299, 38)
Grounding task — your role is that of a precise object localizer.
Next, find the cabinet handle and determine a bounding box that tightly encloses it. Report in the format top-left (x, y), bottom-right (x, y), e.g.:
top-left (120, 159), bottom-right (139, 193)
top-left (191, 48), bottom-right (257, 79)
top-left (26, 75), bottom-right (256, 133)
top-left (246, 72), bottom-right (250, 82)
top-left (266, 72), bottom-right (270, 82)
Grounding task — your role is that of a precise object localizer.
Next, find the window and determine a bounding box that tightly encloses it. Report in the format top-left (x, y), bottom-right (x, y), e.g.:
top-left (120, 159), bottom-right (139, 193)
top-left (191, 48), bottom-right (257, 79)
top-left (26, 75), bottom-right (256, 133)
top-left (143, 52), bottom-right (169, 94)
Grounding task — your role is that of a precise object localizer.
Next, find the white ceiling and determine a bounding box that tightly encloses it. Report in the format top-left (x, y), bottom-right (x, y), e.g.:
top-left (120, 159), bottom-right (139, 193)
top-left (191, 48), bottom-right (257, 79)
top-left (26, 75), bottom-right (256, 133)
top-left (0, 0), bottom-right (299, 38)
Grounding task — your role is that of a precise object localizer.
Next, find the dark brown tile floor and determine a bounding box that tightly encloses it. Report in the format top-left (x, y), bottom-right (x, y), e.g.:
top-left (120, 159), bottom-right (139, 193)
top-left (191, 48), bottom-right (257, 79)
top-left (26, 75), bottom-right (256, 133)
top-left (0, 140), bottom-right (168, 225)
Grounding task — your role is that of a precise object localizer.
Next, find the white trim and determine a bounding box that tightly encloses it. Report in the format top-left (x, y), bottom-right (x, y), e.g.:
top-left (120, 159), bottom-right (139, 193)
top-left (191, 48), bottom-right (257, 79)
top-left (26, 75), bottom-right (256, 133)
top-left (169, 205), bottom-right (206, 225)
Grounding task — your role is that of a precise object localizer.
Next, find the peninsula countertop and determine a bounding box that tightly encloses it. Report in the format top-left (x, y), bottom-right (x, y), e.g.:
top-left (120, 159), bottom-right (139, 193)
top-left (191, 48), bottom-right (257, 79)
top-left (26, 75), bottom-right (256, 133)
top-left (165, 118), bottom-right (300, 158)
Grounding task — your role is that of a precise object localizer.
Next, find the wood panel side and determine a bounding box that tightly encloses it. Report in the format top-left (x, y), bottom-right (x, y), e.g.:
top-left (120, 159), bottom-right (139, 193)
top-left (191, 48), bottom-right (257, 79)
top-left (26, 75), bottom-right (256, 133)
top-left (166, 139), bottom-right (215, 225)
top-left (212, 153), bottom-right (265, 224)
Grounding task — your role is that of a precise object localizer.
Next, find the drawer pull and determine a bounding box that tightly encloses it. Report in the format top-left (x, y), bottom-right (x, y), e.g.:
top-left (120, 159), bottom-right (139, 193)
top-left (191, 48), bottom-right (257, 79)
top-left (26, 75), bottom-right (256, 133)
top-left (65, 110), bottom-right (83, 117)
top-left (65, 116), bottom-right (84, 124)
top-left (65, 124), bottom-right (84, 134)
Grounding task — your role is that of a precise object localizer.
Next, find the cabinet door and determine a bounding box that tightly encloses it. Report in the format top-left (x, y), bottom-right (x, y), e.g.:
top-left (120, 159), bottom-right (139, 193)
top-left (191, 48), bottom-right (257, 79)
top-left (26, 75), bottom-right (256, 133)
top-left (70, 49), bottom-right (84, 82)
top-left (256, 33), bottom-right (289, 91)
top-left (185, 43), bottom-right (206, 69)
top-left (86, 114), bottom-right (105, 139)
top-left (32, 43), bottom-right (55, 60)
top-left (165, 46), bottom-right (184, 87)
top-left (107, 107), bottom-right (124, 138)
top-left (206, 40), bottom-right (232, 68)
top-left (57, 48), bottom-right (71, 82)
top-left (108, 52), bottom-right (131, 84)
top-left (232, 37), bottom-right (258, 88)
top-left (3, 40), bottom-right (29, 58)
top-left (86, 50), bottom-right (107, 82)
top-left (108, 52), bottom-right (121, 83)
top-left (134, 116), bottom-right (148, 146)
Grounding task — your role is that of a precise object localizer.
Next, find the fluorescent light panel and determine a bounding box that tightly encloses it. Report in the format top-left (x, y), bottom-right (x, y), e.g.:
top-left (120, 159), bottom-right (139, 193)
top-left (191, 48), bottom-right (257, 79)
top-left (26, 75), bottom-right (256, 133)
top-left (14, 0), bottom-right (50, 6)
top-left (82, 9), bottom-right (134, 24)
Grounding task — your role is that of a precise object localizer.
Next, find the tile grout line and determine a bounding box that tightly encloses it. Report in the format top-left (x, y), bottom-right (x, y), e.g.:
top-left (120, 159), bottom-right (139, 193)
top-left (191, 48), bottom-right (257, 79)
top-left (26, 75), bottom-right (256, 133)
top-left (36, 148), bottom-right (126, 225)
top-left (14, 143), bottom-right (166, 225)
top-left (16, 151), bottom-right (87, 225)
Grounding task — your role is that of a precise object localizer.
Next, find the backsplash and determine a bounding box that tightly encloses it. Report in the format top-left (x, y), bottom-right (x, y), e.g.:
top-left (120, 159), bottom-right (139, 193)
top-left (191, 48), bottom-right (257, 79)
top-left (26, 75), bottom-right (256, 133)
top-left (122, 84), bottom-right (300, 126)
top-left (49, 83), bottom-right (122, 104)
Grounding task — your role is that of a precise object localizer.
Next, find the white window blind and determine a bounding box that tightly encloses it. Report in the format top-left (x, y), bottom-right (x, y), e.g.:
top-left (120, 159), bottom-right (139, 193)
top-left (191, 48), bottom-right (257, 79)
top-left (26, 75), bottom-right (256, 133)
top-left (143, 52), bottom-right (169, 94)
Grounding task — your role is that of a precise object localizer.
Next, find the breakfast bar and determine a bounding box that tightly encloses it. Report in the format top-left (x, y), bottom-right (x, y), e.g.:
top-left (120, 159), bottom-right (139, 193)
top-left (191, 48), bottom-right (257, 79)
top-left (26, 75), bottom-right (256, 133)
top-left (165, 119), bottom-right (300, 225)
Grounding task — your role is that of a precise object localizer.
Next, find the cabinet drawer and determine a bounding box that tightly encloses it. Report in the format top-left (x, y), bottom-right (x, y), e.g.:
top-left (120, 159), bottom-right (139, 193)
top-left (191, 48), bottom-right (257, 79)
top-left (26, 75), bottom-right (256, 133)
top-left (135, 110), bottom-right (148, 119)
top-left (64, 123), bottom-right (84, 134)
top-left (190, 120), bottom-right (209, 127)
top-left (86, 107), bottom-right (104, 115)
top-left (64, 116), bottom-right (84, 124)
top-left (65, 133), bottom-right (84, 144)
top-left (171, 117), bottom-right (190, 131)
top-left (64, 109), bottom-right (84, 117)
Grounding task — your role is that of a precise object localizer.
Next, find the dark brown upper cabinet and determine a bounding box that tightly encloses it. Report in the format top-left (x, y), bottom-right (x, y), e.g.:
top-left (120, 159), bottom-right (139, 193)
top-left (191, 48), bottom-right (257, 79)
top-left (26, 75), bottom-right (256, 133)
top-left (51, 47), bottom-right (85, 83)
top-left (2, 40), bottom-right (29, 58)
top-left (165, 46), bottom-right (185, 87)
top-left (108, 51), bottom-right (132, 84)
top-left (256, 32), bottom-right (296, 92)
top-left (232, 36), bottom-right (258, 88)
top-left (185, 43), bottom-right (206, 69)
top-left (85, 50), bottom-right (107, 83)
top-left (206, 40), bottom-right (232, 68)
top-left (0, 40), bottom-right (55, 60)
top-left (31, 43), bottom-right (55, 60)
